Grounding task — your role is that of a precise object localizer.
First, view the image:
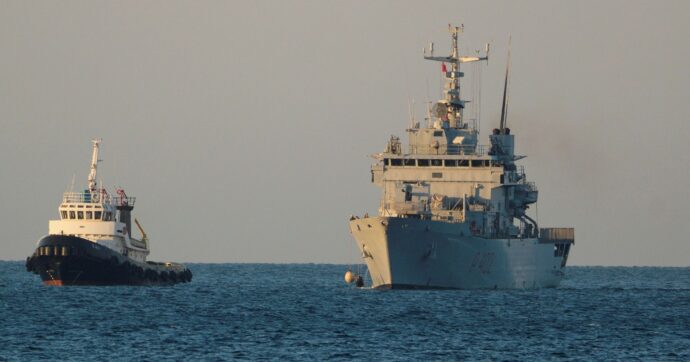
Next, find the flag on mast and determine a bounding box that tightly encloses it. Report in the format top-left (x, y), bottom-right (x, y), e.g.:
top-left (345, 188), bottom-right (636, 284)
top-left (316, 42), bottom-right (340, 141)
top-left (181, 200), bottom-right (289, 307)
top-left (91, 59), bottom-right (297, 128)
top-left (441, 62), bottom-right (447, 73)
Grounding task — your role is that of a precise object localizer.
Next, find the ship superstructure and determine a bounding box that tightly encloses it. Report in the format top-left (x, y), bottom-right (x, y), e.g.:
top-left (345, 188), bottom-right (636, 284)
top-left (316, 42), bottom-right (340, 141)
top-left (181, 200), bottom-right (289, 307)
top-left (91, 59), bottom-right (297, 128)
top-left (348, 25), bottom-right (574, 289)
top-left (26, 139), bottom-right (192, 286)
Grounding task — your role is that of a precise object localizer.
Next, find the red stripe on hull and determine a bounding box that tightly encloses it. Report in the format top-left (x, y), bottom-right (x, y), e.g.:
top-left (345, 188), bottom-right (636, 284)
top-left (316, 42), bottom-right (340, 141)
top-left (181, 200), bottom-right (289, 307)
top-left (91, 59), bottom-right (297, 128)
top-left (43, 280), bottom-right (65, 286)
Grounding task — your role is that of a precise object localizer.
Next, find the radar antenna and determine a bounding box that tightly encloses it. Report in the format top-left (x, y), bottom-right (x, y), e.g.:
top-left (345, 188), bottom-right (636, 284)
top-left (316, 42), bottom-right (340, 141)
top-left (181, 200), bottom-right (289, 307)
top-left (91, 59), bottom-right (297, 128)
top-left (423, 24), bottom-right (489, 129)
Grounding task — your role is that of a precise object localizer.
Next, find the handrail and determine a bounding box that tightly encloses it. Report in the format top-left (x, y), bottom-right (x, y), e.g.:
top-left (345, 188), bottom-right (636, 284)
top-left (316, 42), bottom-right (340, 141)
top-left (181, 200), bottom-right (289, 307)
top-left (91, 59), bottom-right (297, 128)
top-left (540, 228), bottom-right (574, 241)
top-left (408, 144), bottom-right (489, 156)
top-left (62, 191), bottom-right (136, 206)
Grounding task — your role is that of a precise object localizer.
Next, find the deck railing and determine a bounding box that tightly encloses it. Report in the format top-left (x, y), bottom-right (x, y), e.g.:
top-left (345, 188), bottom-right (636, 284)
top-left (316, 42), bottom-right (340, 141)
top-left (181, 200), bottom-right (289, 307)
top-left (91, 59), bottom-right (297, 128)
top-left (540, 228), bottom-right (574, 241)
top-left (409, 144), bottom-right (489, 156)
top-left (62, 191), bottom-right (136, 206)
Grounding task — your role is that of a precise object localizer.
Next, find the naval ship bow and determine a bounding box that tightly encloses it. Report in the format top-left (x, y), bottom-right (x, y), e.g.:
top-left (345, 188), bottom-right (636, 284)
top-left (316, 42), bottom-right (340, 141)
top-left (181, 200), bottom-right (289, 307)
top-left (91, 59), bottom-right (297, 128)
top-left (348, 25), bottom-right (574, 289)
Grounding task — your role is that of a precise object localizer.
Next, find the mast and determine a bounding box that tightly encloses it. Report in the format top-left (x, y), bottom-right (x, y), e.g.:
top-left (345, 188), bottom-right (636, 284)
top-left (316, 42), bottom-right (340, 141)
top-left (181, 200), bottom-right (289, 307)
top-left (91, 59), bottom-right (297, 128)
top-left (423, 24), bottom-right (489, 129)
top-left (87, 138), bottom-right (102, 195)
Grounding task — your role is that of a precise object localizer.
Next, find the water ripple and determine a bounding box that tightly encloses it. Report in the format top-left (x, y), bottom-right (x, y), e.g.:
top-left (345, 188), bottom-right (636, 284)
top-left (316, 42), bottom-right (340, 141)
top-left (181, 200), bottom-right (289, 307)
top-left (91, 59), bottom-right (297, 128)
top-left (1, 263), bottom-right (688, 360)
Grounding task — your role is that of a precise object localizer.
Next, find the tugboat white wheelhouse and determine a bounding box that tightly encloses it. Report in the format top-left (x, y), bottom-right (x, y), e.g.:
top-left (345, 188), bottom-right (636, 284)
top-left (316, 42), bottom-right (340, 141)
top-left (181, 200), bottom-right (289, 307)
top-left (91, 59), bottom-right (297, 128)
top-left (348, 25), bottom-right (574, 289)
top-left (26, 139), bottom-right (192, 286)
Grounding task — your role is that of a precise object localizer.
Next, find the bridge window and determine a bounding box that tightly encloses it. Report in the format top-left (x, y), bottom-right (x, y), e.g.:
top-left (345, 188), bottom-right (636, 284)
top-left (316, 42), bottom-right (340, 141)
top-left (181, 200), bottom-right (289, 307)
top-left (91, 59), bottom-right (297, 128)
top-left (384, 158), bottom-right (390, 166)
top-left (77, 211), bottom-right (84, 219)
top-left (61, 211), bottom-right (68, 219)
top-left (403, 159), bottom-right (415, 166)
top-left (104, 212), bottom-right (112, 221)
top-left (431, 159), bottom-right (442, 166)
top-left (86, 211), bottom-right (93, 220)
top-left (458, 160), bottom-right (469, 167)
top-left (95, 211), bottom-right (102, 220)
top-left (433, 131), bottom-right (443, 137)
top-left (391, 159), bottom-right (402, 166)
top-left (417, 159), bottom-right (429, 167)
top-left (471, 160), bottom-right (483, 167)
top-left (444, 160), bottom-right (457, 167)
top-left (69, 211), bottom-right (76, 219)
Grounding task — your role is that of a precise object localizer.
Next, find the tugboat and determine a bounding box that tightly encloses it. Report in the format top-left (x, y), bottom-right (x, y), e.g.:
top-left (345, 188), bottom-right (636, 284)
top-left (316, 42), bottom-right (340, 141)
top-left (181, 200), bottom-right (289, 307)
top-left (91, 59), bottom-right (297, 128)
top-left (26, 139), bottom-right (192, 286)
top-left (347, 25), bottom-right (574, 289)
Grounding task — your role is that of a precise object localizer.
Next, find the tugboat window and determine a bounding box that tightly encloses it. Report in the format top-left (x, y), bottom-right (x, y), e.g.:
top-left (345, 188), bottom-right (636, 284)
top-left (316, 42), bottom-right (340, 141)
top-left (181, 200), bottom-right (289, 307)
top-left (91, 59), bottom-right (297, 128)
top-left (403, 159), bottom-right (415, 166)
top-left (77, 211), bottom-right (84, 219)
top-left (444, 160), bottom-right (457, 167)
top-left (431, 159), bottom-right (442, 166)
top-left (391, 159), bottom-right (402, 166)
top-left (433, 131), bottom-right (443, 137)
top-left (417, 159), bottom-right (430, 167)
top-left (69, 211), bottom-right (76, 219)
top-left (61, 211), bottom-right (68, 219)
top-left (95, 211), bottom-right (102, 220)
top-left (86, 211), bottom-right (92, 220)
top-left (458, 160), bottom-right (469, 167)
top-left (471, 160), bottom-right (483, 167)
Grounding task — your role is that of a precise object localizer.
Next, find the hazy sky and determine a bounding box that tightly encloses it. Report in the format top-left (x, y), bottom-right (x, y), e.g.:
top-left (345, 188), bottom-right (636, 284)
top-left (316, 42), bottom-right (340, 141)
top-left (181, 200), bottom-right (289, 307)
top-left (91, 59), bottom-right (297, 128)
top-left (1, 1), bottom-right (688, 265)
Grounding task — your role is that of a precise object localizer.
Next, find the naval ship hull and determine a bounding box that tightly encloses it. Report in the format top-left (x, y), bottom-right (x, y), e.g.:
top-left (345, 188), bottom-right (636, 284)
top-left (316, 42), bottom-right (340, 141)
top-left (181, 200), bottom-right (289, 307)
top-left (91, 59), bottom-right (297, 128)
top-left (25, 235), bottom-right (192, 286)
top-left (349, 217), bottom-right (572, 289)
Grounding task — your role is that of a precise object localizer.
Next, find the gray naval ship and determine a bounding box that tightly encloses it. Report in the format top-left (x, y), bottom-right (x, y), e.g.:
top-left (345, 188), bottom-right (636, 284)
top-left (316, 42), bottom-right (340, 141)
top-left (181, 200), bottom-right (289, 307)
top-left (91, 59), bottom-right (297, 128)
top-left (348, 25), bottom-right (574, 289)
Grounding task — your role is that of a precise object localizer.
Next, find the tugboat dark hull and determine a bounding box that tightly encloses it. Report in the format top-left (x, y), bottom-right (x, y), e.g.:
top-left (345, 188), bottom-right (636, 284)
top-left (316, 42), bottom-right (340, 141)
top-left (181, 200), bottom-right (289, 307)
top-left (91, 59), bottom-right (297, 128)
top-left (26, 235), bottom-right (192, 286)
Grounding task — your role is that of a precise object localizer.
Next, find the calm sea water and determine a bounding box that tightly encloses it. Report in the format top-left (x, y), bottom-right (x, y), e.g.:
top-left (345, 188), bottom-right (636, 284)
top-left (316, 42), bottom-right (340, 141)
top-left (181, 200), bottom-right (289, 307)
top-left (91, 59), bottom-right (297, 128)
top-left (1, 262), bottom-right (688, 361)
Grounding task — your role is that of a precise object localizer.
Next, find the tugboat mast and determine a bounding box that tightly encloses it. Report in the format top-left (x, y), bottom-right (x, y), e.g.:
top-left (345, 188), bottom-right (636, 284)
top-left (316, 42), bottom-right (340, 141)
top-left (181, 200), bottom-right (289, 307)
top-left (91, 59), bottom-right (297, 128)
top-left (87, 138), bottom-right (101, 196)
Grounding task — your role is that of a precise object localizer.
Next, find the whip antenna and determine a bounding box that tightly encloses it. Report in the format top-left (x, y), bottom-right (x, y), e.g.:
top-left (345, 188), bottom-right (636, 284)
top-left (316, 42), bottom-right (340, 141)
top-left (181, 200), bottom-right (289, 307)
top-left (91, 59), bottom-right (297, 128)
top-left (499, 36), bottom-right (512, 133)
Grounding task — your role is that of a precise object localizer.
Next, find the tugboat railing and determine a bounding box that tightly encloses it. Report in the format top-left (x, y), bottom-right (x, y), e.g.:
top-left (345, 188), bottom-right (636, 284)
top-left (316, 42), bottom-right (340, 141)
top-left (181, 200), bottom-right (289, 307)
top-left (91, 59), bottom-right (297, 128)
top-left (62, 192), bottom-right (136, 206)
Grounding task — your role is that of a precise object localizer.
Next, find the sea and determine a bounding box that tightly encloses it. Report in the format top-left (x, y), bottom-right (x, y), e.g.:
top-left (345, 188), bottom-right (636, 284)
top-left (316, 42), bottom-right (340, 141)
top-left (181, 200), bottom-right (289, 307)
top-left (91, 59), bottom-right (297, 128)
top-left (1, 262), bottom-right (688, 361)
